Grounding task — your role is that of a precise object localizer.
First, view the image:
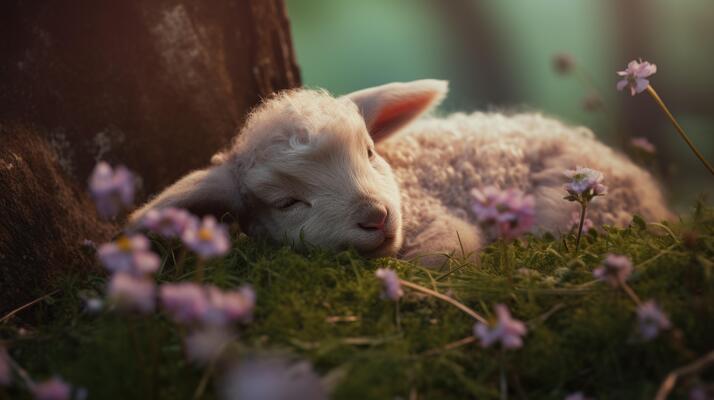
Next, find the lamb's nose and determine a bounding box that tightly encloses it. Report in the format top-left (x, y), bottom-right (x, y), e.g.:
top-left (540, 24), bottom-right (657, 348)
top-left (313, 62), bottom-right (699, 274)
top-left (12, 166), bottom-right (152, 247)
top-left (358, 204), bottom-right (388, 231)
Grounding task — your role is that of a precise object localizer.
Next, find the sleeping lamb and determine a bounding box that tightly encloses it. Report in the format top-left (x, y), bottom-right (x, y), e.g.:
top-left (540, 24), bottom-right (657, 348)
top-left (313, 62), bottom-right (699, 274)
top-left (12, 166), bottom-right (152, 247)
top-left (129, 80), bottom-right (671, 262)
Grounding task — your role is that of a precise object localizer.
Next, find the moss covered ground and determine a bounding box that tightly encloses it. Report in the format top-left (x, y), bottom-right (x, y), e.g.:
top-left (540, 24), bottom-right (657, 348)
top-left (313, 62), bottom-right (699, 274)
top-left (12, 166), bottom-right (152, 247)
top-left (2, 203), bottom-right (713, 399)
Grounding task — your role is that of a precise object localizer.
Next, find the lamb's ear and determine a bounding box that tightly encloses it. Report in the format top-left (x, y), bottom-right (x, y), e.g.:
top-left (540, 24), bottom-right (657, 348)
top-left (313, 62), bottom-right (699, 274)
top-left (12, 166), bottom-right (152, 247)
top-left (344, 79), bottom-right (448, 142)
top-left (128, 163), bottom-right (241, 225)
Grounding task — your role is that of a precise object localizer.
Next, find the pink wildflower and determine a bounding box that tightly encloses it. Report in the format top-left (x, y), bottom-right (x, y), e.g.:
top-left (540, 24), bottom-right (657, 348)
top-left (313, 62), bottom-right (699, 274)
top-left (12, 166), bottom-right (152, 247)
top-left (637, 300), bottom-right (671, 340)
top-left (142, 207), bottom-right (196, 238)
top-left (553, 53), bottom-right (575, 75)
top-left (89, 161), bottom-right (135, 219)
top-left (97, 234), bottom-right (160, 276)
top-left (593, 254), bottom-right (633, 287)
top-left (182, 215), bottom-right (230, 259)
top-left (204, 285), bottom-right (256, 325)
top-left (630, 137), bottom-right (656, 155)
top-left (160, 283), bottom-right (255, 327)
top-left (617, 59), bottom-right (657, 96)
top-left (471, 186), bottom-right (535, 240)
top-left (159, 283), bottom-right (209, 324)
top-left (563, 167), bottom-right (607, 202)
top-left (32, 376), bottom-right (71, 400)
top-left (565, 393), bottom-right (590, 400)
top-left (689, 385), bottom-right (713, 400)
top-left (220, 358), bottom-right (327, 400)
top-left (375, 268), bottom-right (403, 301)
top-left (185, 327), bottom-right (234, 365)
top-left (473, 304), bottom-right (527, 350)
top-left (0, 347), bottom-right (10, 386)
top-left (107, 273), bottom-right (156, 314)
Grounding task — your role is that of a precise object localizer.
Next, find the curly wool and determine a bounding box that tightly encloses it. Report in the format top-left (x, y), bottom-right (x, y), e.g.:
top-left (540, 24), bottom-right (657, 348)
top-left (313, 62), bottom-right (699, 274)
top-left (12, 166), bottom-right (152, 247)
top-left (378, 112), bottom-right (672, 256)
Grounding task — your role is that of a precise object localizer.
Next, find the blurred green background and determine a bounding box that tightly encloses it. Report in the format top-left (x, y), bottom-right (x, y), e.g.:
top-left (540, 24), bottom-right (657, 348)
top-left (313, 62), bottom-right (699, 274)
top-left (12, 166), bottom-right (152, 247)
top-left (286, 0), bottom-right (713, 212)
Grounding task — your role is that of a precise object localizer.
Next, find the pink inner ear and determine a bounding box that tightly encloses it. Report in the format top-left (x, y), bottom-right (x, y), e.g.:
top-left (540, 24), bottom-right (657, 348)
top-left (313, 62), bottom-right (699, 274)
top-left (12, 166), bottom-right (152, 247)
top-left (369, 93), bottom-right (434, 142)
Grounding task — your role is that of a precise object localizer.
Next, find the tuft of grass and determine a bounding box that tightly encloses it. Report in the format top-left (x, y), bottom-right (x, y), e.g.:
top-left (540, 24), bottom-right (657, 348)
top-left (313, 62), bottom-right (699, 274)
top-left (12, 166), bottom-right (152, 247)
top-left (2, 204), bottom-right (713, 399)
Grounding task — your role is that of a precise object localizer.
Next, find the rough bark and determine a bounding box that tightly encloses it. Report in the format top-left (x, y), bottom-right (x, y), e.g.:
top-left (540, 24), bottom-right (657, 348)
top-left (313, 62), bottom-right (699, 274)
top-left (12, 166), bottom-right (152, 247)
top-left (0, 125), bottom-right (116, 315)
top-left (0, 0), bottom-right (301, 195)
top-left (0, 0), bottom-right (301, 316)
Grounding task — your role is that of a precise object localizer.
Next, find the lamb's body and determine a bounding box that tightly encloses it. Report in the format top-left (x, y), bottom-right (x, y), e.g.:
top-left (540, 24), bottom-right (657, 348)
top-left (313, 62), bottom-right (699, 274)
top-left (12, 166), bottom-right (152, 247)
top-left (131, 80), bottom-right (672, 263)
top-left (380, 112), bottom-right (672, 258)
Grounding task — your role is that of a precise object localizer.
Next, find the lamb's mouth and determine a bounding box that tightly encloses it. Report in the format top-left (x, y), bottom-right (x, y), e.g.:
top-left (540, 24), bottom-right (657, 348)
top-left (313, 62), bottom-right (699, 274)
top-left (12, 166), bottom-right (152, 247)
top-left (365, 234), bottom-right (400, 258)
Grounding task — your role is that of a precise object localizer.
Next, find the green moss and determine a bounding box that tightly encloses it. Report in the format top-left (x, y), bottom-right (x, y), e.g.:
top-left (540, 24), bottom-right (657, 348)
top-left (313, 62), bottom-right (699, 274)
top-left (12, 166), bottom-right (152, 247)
top-left (3, 205), bottom-right (713, 399)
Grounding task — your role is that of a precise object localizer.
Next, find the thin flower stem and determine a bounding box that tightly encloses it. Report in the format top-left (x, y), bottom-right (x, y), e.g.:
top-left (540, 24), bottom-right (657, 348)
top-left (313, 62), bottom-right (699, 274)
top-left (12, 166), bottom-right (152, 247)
top-left (435, 262), bottom-right (471, 281)
top-left (646, 85), bottom-right (714, 176)
top-left (527, 303), bottom-right (566, 327)
top-left (193, 356), bottom-right (219, 400)
top-left (398, 279), bottom-right (487, 324)
top-left (127, 319), bottom-right (146, 371)
top-left (193, 337), bottom-right (235, 400)
top-left (195, 259), bottom-right (205, 282)
top-left (193, 331), bottom-right (235, 400)
top-left (395, 301), bottom-right (402, 332)
top-left (500, 240), bottom-right (512, 284)
top-left (575, 202), bottom-right (587, 252)
top-left (655, 350), bottom-right (714, 400)
top-left (174, 247), bottom-right (187, 278)
top-left (150, 324), bottom-right (162, 400)
top-left (7, 355), bottom-right (35, 389)
top-left (499, 349), bottom-right (508, 400)
top-left (620, 282), bottom-right (641, 306)
top-left (422, 336), bottom-right (477, 356)
top-left (0, 289), bottom-right (60, 324)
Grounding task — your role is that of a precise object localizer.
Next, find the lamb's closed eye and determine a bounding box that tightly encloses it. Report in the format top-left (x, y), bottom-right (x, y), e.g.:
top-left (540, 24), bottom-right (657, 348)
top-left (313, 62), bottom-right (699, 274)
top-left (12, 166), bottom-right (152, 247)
top-left (273, 198), bottom-right (306, 210)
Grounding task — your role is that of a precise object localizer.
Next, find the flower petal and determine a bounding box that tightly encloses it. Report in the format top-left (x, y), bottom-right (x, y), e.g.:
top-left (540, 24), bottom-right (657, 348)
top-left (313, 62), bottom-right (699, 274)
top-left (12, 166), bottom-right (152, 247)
top-left (634, 78), bottom-right (650, 94)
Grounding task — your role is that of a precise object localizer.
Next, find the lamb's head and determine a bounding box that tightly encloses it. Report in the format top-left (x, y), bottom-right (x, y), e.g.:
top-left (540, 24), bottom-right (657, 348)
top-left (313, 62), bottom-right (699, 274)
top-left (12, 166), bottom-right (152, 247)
top-left (130, 79), bottom-right (448, 257)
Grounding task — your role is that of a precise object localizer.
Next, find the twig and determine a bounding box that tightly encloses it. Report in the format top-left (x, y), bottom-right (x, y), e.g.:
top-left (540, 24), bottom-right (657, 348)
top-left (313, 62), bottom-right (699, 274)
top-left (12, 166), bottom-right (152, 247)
top-left (399, 279), bottom-right (487, 324)
top-left (7, 354), bottom-right (35, 389)
top-left (647, 222), bottom-right (679, 243)
top-left (193, 357), bottom-right (218, 400)
top-left (422, 336), bottom-right (477, 356)
top-left (620, 282), bottom-right (642, 306)
top-left (325, 315), bottom-right (359, 324)
top-left (193, 334), bottom-right (235, 400)
top-left (635, 243), bottom-right (679, 269)
top-left (577, 279), bottom-right (600, 289)
top-left (409, 387), bottom-right (419, 400)
top-left (655, 350), bottom-right (714, 400)
top-left (527, 303), bottom-right (566, 327)
top-left (0, 289), bottom-right (61, 324)
top-left (435, 262), bottom-right (471, 281)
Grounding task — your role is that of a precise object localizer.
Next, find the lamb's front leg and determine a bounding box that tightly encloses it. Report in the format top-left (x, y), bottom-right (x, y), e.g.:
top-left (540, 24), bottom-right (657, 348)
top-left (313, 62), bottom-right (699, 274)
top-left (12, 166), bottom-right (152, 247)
top-left (400, 212), bottom-right (482, 268)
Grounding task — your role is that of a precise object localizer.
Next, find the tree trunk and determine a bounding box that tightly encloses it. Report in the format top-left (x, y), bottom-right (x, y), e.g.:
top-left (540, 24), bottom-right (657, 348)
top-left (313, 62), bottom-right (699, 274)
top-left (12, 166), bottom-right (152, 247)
top-left (0, 0), bottom-right (301, 315)
top-left (0, 125), bottom-right (116, 317)
top-left (0, 0), bottom-right (301, 195)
